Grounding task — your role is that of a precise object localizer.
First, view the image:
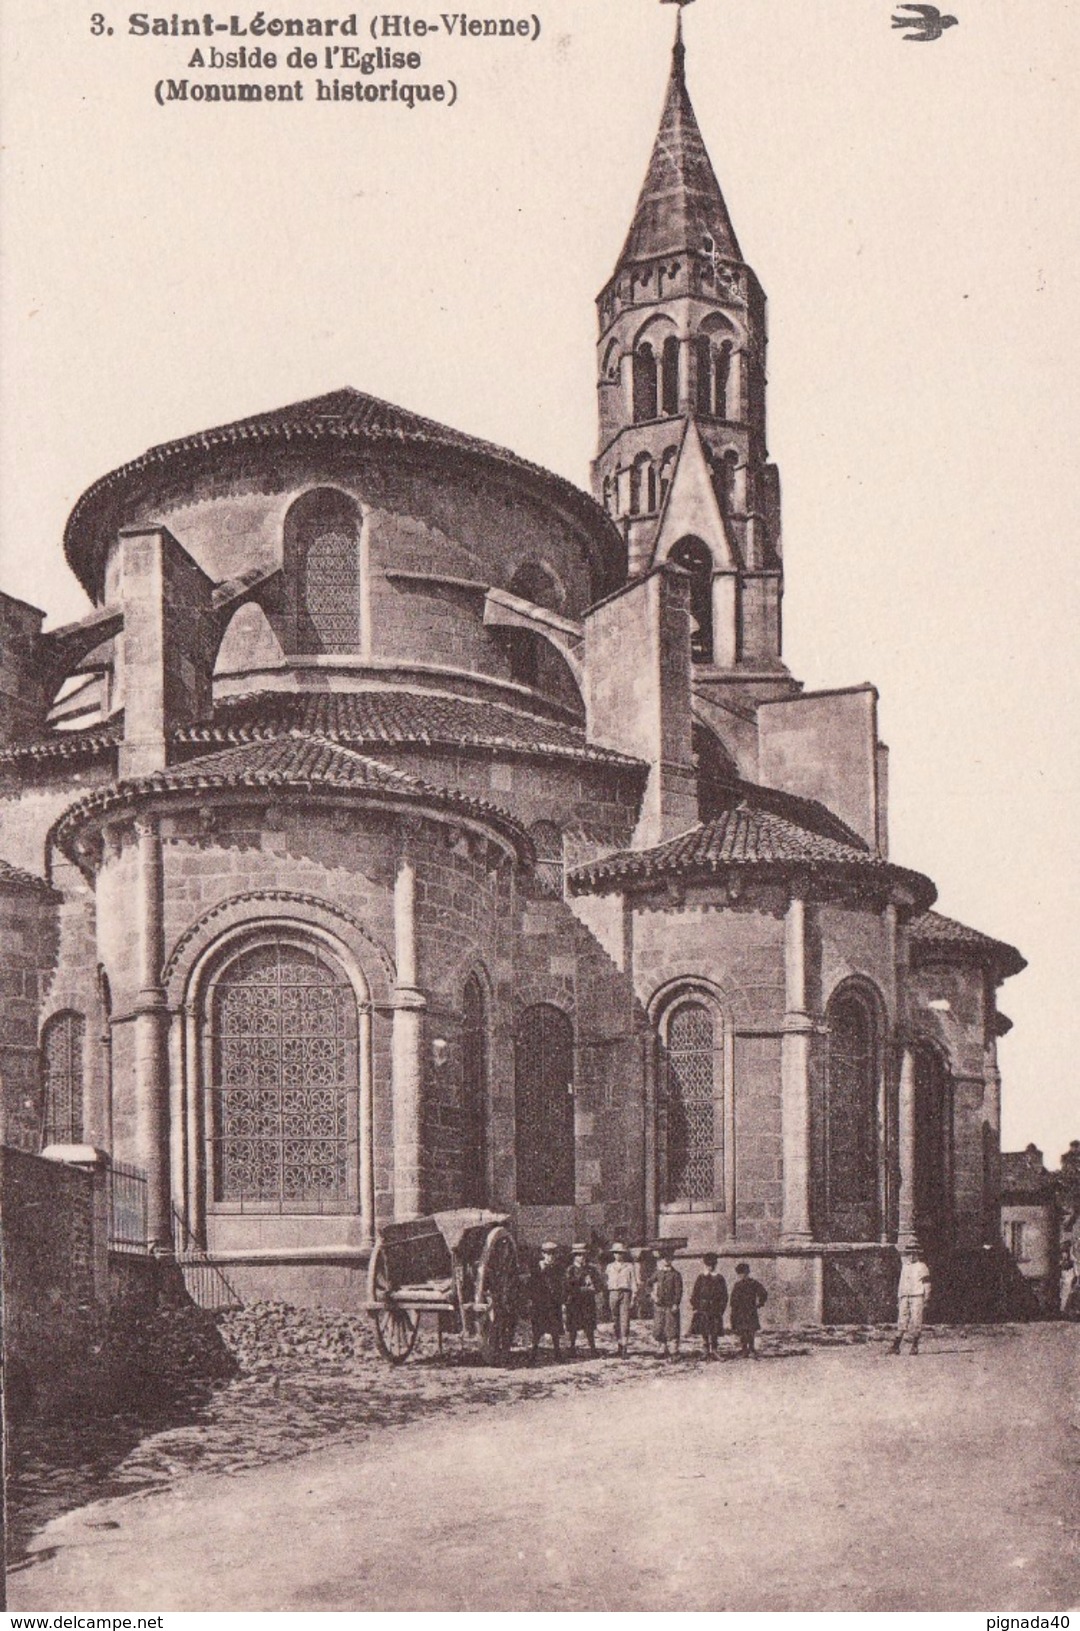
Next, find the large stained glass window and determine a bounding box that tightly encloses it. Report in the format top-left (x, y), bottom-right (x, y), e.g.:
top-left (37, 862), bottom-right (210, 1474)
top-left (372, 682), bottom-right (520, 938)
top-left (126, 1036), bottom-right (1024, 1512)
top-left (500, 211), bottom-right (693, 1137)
top-left (661, 1000), bottom-right (723, 1207)
top-left (41, 1011), bottom-right (85, 1147)
top-left (210, 941), bottom-right (356, 1209)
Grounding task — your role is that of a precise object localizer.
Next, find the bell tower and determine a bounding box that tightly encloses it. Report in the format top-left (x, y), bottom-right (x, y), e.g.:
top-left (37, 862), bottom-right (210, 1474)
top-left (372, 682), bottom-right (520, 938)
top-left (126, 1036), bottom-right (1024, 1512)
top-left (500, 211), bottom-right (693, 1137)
top-left (592, 11), bottom-right (788, 689)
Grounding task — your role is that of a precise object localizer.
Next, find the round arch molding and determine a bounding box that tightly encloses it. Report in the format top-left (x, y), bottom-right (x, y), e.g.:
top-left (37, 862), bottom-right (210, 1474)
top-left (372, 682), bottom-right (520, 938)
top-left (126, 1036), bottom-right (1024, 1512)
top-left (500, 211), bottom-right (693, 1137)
top-left (164, 889), bottom-right (395, 1010)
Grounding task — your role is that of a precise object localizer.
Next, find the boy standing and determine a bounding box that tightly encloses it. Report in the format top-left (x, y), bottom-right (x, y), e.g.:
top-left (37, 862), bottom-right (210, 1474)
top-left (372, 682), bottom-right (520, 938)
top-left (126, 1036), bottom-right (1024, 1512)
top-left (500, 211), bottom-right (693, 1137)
top-left (890, 1243), bottom-right (931, 1354)
top-left (529, 1240), bottom-right (565, 1362)
top-left (605, 1243), bottom-right (638, 1358)
top-left (563, 1242), bottom-right (601, 1357)
top-left (689, 1252), bottom-right (728, 1359)
top-left (729, 1261), bottom-right (768, 1358)
top-left (652, 1245), bottom-right (684, 1359)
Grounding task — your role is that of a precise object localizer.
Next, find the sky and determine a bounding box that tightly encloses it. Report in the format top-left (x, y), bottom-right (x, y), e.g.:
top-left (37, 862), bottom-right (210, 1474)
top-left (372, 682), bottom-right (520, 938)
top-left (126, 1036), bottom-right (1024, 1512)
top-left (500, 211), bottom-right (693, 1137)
top-left (1, 0), bottom-right (1077, 1159)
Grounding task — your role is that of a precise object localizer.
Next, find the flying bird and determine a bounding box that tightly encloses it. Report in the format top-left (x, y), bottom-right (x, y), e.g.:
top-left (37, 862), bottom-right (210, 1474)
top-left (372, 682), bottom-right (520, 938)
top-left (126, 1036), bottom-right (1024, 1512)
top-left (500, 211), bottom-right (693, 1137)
top-left (892, 4), bottom-right (958, 41)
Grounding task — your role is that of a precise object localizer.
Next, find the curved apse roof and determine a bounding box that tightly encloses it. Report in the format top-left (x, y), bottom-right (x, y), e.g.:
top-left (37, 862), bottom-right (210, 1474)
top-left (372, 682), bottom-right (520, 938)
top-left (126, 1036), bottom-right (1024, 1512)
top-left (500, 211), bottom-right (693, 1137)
top-left (63, 387), bottom-right (625, 603)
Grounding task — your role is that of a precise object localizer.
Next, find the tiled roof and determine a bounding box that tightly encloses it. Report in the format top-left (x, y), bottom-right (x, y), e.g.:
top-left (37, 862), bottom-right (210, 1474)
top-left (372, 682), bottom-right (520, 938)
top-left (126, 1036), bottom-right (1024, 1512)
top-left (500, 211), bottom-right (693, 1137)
top-left (0, 857), bottom-right (55, 895)
top-left (63, 387), bottom-right (622, 598)
top-left (616, 37), bottom-right (741, 271)
top-left (50, 733), bottom-right (530, 859)
top-left (182, 691), bottom-right (646, 770)
top-left (568, 797), bottom-right (935, 908)
top-left (1, 692), bottom-right (647, 774)
top-left (0, 720), bottom-right (121, 771)
top-left (909, 910), bottom-right (1025, 977)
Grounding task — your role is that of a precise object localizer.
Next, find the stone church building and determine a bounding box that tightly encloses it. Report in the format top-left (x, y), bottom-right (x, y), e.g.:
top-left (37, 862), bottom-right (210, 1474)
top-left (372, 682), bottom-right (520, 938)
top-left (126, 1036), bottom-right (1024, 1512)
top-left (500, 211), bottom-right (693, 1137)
top-left (0, 27), bottom-right (1024, 1321)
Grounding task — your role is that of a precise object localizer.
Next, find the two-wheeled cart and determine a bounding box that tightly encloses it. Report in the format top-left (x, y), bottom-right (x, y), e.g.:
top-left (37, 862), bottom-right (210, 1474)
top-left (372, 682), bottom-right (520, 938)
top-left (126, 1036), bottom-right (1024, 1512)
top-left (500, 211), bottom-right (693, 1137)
top-left (365, 1208), bottom-right (520, 1363)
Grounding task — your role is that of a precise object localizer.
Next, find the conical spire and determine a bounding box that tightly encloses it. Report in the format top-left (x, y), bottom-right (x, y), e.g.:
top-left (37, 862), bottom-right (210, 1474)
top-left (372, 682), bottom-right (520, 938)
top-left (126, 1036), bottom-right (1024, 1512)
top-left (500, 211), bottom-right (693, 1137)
top-left (617, 27), bottom-right (741, 270)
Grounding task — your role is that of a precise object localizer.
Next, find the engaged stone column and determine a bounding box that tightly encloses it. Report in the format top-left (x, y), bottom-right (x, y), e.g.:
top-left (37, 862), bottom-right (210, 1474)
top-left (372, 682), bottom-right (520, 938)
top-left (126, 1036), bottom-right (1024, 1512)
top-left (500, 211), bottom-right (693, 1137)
top-left (391, 856), bottom-right (425, 1220)
top-left (897, 1044), bottom-right (918, 1247)
top-left (133, 816), bottom-right (172, 1253)
top-left (781, 894), bottom-right (814, 1243)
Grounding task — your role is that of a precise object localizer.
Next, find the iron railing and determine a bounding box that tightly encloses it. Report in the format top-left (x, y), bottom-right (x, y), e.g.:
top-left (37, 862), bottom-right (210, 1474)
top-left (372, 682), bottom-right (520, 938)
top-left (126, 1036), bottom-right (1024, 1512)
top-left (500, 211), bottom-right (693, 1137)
top-left (107, 1160), bottom-right (148, 1253)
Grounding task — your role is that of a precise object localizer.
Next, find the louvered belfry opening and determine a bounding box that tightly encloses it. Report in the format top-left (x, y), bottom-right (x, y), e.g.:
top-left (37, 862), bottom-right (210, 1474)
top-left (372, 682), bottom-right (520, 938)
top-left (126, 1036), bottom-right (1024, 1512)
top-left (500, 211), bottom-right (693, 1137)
top-left (210, 939), bottom-right (358, 1211)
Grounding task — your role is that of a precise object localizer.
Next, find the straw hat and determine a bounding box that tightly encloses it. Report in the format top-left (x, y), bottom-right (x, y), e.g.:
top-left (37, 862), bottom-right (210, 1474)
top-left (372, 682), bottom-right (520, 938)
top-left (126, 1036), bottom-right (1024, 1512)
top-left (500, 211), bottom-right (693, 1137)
top-left (540, 1240), bottom-right (559, 1253)
top-left (611, 1242), bottom-right (629, 1255)
top-left (571, 1242), bottom-right (588, 1254)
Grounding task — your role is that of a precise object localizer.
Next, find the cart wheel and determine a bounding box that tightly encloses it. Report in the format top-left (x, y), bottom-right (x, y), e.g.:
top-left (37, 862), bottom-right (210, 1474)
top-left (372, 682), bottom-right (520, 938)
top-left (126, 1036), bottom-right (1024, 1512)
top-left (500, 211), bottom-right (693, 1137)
top-left (369, 1242), bottom-right (420, 1364)
top-left (475, 1226), bottom-right (519, 1361)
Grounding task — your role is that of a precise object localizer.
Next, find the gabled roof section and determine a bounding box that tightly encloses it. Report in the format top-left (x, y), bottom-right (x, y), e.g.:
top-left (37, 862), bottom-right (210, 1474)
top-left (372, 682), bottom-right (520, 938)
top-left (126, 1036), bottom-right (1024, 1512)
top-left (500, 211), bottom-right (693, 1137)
top-left (49, 732), bottom-right (531, 862)
top-left (653, 418), bottom-right (738, 570)
top-left (909, 910), bottom-right (1026, 980)
top-left (616, 32), bottom-right (741, 272)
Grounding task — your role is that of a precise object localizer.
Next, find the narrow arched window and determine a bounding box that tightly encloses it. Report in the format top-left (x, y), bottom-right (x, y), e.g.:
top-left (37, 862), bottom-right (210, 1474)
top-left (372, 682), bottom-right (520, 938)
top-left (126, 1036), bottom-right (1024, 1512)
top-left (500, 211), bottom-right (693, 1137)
top-left (506, 561), bottom-right (561, 688)
top-left (668, 535), bottom-right (714, 663)
top-left (210, 939), bottom-right (357, 1209)
top-left (660, 999), bottom-right (724, 1207)
top-left (913, 1044), bottom-right (951, 1250)
top-left (529, 820), bottom-right (564, 898)
top-left (515, 1004), bottom-right (574, 1205)
top-left (716, 343), bottom-right (733, 417)
top-left (659, 447), bottom-right (678, 507)
top-left (661, 335), bottom-right (680, 415)
top-left (284, 488), bottom-right (363, 655)
top-left (695, 335), bottom-right (714, 417)
top-left (824, 986), bottom-right (880, 1240)
top-left (41, 1011), bottom-right (85, 1147)
top-left (461, 976), bottom-right (488, 1208)
top-left (633, 342), bottom-right (658, 422)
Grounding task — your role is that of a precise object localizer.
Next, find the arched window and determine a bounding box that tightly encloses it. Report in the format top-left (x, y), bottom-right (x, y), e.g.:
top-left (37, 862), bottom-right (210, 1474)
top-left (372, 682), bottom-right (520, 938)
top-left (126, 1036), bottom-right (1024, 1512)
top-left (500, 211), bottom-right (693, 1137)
top-left (515, 1004), bottom-right (574, 1205)
top-left (210, 939), bottom-right (358, 1209)
top-left (914, 1043), bottom-right (951, 1250)
top-left (505, 561), bottom-right (562, 688)
top-left (695, 336), bottom-right (734, 419)
top-left (823, 986), bottom-right (880, 1240)
top-left (632, 342), bottom-right (658, 422)
top-left (668, 535), bottom-right (714, 663)
top-left (41, 1011), bottom-right (85, 1147)
top-left (630, 454), bottom-right (657, 517)
top-left (284, 488), bottom-right (363, 655)
top-left (529, 821), bottom-right (564, 898)
top-left (602, 474), bottom-right (614, 516)
top-left (661, 335), bottom-right (680, 415)
top-left (659, 998), bottom-right (724, 1208)
top-left (659, 447), bottom-right (678, 508)
top-left (461, 976), bottom-right (488, 1208)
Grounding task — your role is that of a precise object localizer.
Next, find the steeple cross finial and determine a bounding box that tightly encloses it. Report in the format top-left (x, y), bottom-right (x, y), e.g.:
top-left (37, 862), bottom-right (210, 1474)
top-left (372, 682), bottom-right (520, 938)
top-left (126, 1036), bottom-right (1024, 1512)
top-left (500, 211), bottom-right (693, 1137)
top-left (660, 0), bottom-right (695, 58)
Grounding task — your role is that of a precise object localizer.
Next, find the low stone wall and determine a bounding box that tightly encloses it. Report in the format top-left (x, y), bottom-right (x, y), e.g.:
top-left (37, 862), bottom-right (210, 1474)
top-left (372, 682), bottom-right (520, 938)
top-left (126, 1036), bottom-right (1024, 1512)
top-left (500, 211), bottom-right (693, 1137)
top-left (0, 1146), bottom-right (187, 1419)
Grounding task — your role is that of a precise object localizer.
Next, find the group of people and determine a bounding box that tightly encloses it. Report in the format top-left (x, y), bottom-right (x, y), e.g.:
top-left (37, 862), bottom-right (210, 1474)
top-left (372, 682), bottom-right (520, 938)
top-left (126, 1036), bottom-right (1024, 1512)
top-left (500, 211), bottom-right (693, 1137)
top-left (528, 1240), bottom-right (769, 1363)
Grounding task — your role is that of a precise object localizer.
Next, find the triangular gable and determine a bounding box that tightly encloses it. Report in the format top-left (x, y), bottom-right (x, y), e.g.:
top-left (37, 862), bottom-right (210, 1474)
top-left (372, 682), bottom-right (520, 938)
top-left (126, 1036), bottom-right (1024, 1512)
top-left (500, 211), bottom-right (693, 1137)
top-left (653, 419), bottom-right (738, 571)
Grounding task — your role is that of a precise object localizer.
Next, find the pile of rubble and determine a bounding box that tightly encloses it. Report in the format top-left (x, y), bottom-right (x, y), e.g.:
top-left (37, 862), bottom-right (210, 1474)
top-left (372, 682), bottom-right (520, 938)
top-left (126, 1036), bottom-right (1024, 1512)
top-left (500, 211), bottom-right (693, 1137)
top-left (216, 1301), bottom-right (380, 1372)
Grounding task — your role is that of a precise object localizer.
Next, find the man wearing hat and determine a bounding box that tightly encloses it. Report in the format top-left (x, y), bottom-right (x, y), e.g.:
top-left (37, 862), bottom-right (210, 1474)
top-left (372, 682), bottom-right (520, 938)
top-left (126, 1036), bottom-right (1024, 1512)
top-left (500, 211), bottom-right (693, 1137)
top-left (529, 1240), bottom-right (565, 1362)
top-left (689, 1252), bottom-right (728, 1359)
top-left (604, 1243), bottom-right (639, 1357)
top-left (563, 1242), bottom-right (602, 1357)
top-left (652, 1243), bottom-right (684, 1359)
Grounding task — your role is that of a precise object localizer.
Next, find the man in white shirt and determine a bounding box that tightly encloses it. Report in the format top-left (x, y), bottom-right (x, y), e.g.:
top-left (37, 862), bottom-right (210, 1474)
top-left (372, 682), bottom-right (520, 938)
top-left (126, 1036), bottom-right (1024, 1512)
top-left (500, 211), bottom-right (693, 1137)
top-left (604, 1243), bottom-right (639, 1358)
top-left (890, 1244), bottom-right (931, 1354)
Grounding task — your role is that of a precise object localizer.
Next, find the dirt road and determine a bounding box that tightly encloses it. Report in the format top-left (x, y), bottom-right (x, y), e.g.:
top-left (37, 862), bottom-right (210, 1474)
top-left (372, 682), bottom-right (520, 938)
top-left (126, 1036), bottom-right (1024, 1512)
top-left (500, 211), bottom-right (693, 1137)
top-left (10, 1324), bottom-right (1080, 1611)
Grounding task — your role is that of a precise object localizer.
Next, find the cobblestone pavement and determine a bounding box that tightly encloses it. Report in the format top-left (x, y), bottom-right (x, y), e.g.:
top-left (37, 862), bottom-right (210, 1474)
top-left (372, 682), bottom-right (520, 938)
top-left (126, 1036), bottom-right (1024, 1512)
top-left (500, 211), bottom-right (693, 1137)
top-left (10, 1316), bottom-right (1079, 1612)
top-left (6, 1308), bottom-right (902, 1565)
